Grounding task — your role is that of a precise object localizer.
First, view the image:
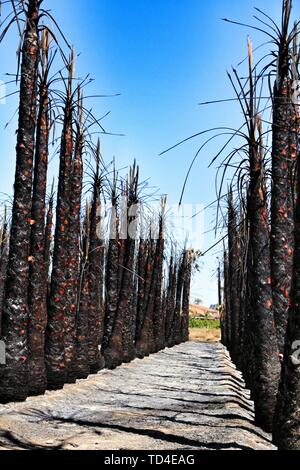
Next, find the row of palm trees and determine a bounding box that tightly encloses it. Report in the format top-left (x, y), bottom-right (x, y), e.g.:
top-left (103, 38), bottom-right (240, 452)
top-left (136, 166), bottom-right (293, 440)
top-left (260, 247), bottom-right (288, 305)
top-left (0, 1), bottom-right (194, 404)
top-left (221, 0), bottom-right (300, 450)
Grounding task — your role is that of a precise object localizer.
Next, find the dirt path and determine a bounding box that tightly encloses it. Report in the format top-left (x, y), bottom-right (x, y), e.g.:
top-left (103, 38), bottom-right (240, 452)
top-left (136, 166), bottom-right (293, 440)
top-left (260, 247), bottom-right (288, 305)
top-left (0, 342), bottom-right (275, 450)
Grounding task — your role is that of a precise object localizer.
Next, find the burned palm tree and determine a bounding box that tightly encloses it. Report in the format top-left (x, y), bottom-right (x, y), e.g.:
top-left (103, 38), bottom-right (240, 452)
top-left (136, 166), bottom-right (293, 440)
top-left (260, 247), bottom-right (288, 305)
top-left (45, 51), bottom-right (75, 390)
top-left (236, 206), bottom-right (249, 374)
top-left (145, 236), bottom-right (159, 354)
top-left (87, 141), bottom-right (106, 374)
top-left (173, 250), bottom-right (187, 346)
top-left (64, 87), bottom-right (84, 383)
top-left (165, 253), bottom-right (177, 348)
top-left (44, 183), bottom-right (55, 291)
top-left (273, 17), bottom-right (300, 452)
top-left (216, 39), bottom-right (281, 429)
top-left (71, 200), bottom-right (91, 380)
top-left (104, 163), bottom-right (139, 368)
top-left (270, 0), bottom-right (297, 354)
top-left (181, 250), bottom-right (194, 343)
top-left (222, 250), bottom-right (231, 349)
top-left (227, 188), bottom-right (241, 362)
top-left (136, 231), bottom-right (156, 358)
top-left (102, 170), bottom-right (120, 365)
top-left (273, 124), bottom-right (300, 449)
top-left (135, 236), bottom-right (148, 351)
top-left (244, 42), bottom-right (280, 431)
top-left (273, 175), bottom-right (300, 449)
top-left (27, 28), bottom-right (51, 396)
top-left (0, 0), bottom-right (41, 403)
top-left (153, 197), bottom-right (167, 352)
top-left (122, 176), bottom-right (141, 363)
top-left (0, 208), bottom-right (9, 337)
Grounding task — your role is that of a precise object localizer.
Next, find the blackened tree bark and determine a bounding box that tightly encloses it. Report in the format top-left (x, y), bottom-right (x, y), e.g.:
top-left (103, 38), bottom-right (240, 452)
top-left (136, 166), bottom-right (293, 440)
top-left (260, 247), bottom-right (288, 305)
top-left (270, 1), bottom-right (295, 354)
top-left (105, 164), bottom-right (139, 368)
top-left (65, 102), bottom-right (84, 383)
top-left (223, 250), bottom-right (231, 349)
top-left (218, 263), bottom-right (222, 309)
top-left (135, 237), bottom-right (147, 346)
top-left (72, 204), bottom-right (90, 380)
top-left (273, 168), bottom-right (300, 448)
top-left (247, 114), bottom-right (281, 432)
top-left (236, 211), bottom-right (248, 373)
top-left (88, 144), bottom-right (105, 373)
top-left (165, 258), bottom-right (177, 348)
top-left (28, 30), bottom-right (50, 396)
top-left (121, 183), bottom-right (138, 363)
top-left (46, 58), bottom-right (74, 390)
top-left (146, 238), bottom-right (160, 354)
top-left (102, 175), bottom-right (120, 367)
top-left (174, 252), bottom-right (186, 345)
top-left (44, 185), bottom-right (54, 294)
top-left (0, 209), bottom-right (9, 338)
top-left (153, 204), bottom-right (166, 352)
top-left (0, 0), bottom-right (40, 403)
top-left (181, 251), bottom-right (193, 343)
top-left (228, 189), bottom-right (241, 362)
top-left (273, 36), bottom-right (300, 446)
top-left (128, 275), bottom-right (138, 358)
top-left (136, 238), bottom-right (155, 358)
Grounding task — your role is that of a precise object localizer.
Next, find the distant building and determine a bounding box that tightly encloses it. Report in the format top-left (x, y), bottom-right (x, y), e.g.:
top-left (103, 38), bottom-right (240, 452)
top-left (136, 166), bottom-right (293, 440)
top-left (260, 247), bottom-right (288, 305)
top-left (210, 304), bottom-right (219, 311)
top-left (189, 304), bottom-right (220, 320)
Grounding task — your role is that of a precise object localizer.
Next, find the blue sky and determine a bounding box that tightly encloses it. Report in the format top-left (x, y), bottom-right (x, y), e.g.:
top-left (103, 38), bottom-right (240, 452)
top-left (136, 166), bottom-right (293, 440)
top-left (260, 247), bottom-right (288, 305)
top-left (1, 0), bottom-right (299, 305)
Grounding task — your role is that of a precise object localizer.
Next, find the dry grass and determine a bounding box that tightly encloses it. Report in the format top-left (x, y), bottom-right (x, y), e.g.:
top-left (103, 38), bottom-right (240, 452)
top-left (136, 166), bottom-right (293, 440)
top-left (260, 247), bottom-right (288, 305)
top-left (189, 328), bottom-right (221, 343)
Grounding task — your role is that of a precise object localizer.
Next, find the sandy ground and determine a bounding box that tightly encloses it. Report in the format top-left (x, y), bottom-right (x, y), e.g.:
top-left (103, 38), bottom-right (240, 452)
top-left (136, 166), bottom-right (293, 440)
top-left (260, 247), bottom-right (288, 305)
top-left (0, 342), bottom-right (275, 450)
top-left (189, 328), bottom-right (221, 342)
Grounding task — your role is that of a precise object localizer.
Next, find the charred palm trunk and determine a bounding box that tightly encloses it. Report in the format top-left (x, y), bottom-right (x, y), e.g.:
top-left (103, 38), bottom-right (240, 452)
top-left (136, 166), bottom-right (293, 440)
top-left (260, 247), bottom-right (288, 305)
top-left (0, 209), bottom-right (9, 337)
top-left (136, 237), bottom-right (155, 358)
top-left (218, 264), bottom-right (222, 309)
top-left (223, 250), bottom-right (231, 349)
top-left (181, 251), bottom-right (193, 343)
top-left (72, 203), bottom-right (90, 380)
top-left (273, 24), bottom-right (300, 449)
top-left (88, 143), bottom-right (105, 374)
top-left (273, 123), bottom-right (300, 450)
top-left (236, 205), bottom-right (254, 389)
top-left (146, 237), bottom-right (160, 354)
top-left (122, 266), bottom-right (137, 363)
top-left (130, 274), bottom-right (138, 355)
top-left (174, 252), bottom-right (186, 345)
top-left (247, 116), bottom-right (281, 432)
top-left (237, 211), bottom-right (248, 373)
top-left (0, 0), bottom-right (40, 403)
top-left (161, 287), bottom-right (167, 348)
top-left (122, 232), bottom-right (138, 364)
top-left (65, 99), bottom-right (84, 383)
top-left (270, 1), bottom-right (295, 354)
top-left (102, 175), bottom-right (120, 366)
top-left (228, 189), bottom-right (240, 362)
top-left (44, 185), bottom-right (54, 291)
top-left (27, 31), bottom-right (50, 396)
top-left (220, 256), bottom-right (226, 347)
top-left (118, 188), bottom-right (127, 298)
top-left (153, 201), bottom-right (166, 352)
top-left (45, 58), bottom-right (74, 390)
top-left (165, 258), bottom-right (177, 348)
top-left (105, 165), bottom-right (139, 368)
top-left (135, 238), bottom-right (147, 345)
